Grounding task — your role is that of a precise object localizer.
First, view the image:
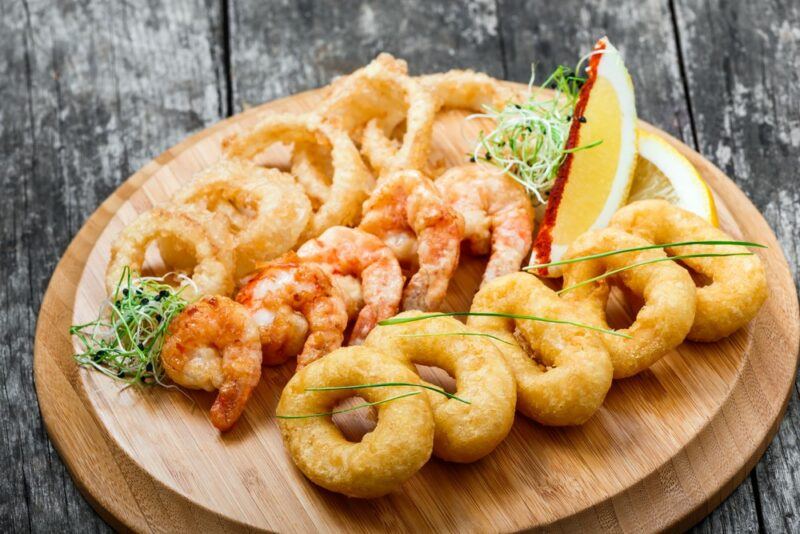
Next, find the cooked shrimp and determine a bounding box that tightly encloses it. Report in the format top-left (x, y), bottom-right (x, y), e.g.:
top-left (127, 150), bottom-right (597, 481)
top-left (297, 226), bottom-right (404, 344)
top-left (359, 170), bottom-right (464, 311)
top-left (436, 164), bottom-right (534, 285)
top-left (235, 253), bottom-right (349, 369)
top-left (161, 296), bottom-right (262, 431)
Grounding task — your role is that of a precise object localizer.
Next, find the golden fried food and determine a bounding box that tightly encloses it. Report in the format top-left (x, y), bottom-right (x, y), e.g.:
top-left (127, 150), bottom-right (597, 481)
top-left (296, 226), bottom-right (403, 345)
top-left (277, 346), bottom-right (434, 498)
top-left (169, 159), bottom-right (311, 277)
top-left (320, 53), bottom-right (437, 176)
top-left (436, 164), bottom-right (534, 285)
top-left (610, 199), bottom-right (768, 341)
top-left (222, 113), bottom-right (373, 241)
top-left (235, 253), bottom-right (348, 369)
top-left (364, 311), bottom-right (516, 462)
top-left (560, 227), bottom-right (696, 378)
top-left (418, 69), bottom-right (519, 112)
top-left (468, 273), bottom-right (613, 425)
top-left (162, 296), bottom-right (261, 431)
top-left (359, 170), bottom-right (464, 311)
top-left (106, 206), bottom-right (235, 300)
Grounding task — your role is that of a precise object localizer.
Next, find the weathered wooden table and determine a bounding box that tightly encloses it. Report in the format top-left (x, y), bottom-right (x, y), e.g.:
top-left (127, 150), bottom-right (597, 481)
top-left (2, 1), bottom-right (798, 532)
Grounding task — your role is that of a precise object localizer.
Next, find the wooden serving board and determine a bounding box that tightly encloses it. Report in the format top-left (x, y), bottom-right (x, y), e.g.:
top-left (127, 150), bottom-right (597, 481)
top-left (34, 84), bottom-right (799, 533)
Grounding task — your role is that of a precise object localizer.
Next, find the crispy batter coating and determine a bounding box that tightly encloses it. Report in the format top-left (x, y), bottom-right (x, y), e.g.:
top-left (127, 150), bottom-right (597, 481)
top-left (560, 227), bottom-right (696, 378)
top-left (610, 199), bottom-right (768, 341)
top-left (162, 296), bottom-right (261, 431)
top-left (170, 159), bottom-right (311, 277)
top-left (418, 69), bottom-right (519, 112)
top-left (106, 206), bottom-right (235, 299)
top-left (277, 346), bottom-right (434, 498)
top-left (364, 312), bottom-right (516, 462)
top-left (320, 53), bottom-right (437, 176)
top-left (222, 113), bottom-right (373, 241)
top-left (468, 273), bottom-right (613, 425)
top-left (359, 170), bottom-right (464, 311)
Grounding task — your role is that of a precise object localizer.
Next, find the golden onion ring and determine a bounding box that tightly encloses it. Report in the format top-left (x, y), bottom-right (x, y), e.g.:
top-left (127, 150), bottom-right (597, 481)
top-left (560, 227), bottom-right (697, 378)
top-left (610, 199), bottom-right (767, 341)
top-left (364, 311), bottom-right (516, 463)
top-left (169, 159), bottom-right (311, 277)
top-left (277, 346), bottom-right (434, 498)
top-left (468, 273), bottom-right (613, 425)
top-left (222, 113), bottom-right (373, 241)
top-left (106, 206), bottom-right (235, 299)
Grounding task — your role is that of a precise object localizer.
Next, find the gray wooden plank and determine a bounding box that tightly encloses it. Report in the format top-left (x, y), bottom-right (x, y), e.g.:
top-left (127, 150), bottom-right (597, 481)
top-left (673, 0), bottom-right (800, 531)
top-left (499, 1), bottom-right (770, 530)
top-left (0, 0), bottom-right (225, 531)
top-left (228, 0), bottom-right (505, 109)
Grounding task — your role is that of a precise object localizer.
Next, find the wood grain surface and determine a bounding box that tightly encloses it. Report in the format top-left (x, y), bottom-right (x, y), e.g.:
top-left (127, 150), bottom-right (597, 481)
top-left (3, 0), bottom-right (799, 532)
top-left (32, 78), bottom-right (799, 532)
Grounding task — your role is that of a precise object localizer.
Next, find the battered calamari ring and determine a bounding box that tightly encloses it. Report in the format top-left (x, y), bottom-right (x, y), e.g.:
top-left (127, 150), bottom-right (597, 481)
top-left (610, 199), bottom-right (768, 341)
top-left (169, 159), bottom-right (312, 277)
top-left (277, 346), bottom-right (434, 498)
top-left (320, 53), bottom-right (437, 176)
top-left (560, 227), bottom-right (696, 378)
top-left (222, 113), bottom-right (373, 241)
top-left (106, 206), bottom-right (235, 300)
top-left (468, 273), bottom-right (613, 425)
top-left (363, 311), bottom-right (516, 462)
top-left (418, 69), bottom-right (519, 113)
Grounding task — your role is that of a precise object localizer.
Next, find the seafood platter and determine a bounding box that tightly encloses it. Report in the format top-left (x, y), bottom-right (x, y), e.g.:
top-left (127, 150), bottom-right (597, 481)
top-left (34, 38), bottom-right (799, 532)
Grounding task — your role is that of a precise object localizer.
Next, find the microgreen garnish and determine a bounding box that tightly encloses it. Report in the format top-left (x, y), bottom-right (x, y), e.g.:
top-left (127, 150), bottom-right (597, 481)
top-left (468, 62), bottom-right (598, 204)
top-left (305, 382), bottom-right (470, 404)
top-left (397, 331), bottom-right (515, 346)
top-left (557, 252), bottom-right (754, 295)
top-left (70, 266), bottom-right (193, 386)
top-left (275, 391), bottom-right (421, 419)
top-left (379, 312), bottom-right (631, 339)
top-left (526, 240), bottom-right (766, 271)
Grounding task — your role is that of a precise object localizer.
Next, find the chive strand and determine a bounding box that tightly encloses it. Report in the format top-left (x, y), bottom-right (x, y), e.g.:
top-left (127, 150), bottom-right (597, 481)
top-left (276, 391), bottom-right (421, 419)
top-left (305, 382), bottom-right (471, 404)
top-left (396, 331), bottom-right (515, 346)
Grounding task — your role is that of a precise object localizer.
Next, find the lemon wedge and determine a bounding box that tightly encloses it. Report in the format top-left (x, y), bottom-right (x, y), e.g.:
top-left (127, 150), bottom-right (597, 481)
top-left (532, 37), bottom-right (638, 276)
top-left (628, 129), bottom-right (718, 225)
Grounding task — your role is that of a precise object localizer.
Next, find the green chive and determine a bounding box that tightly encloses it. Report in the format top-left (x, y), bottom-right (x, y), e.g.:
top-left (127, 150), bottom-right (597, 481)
top-left (276, 391), bottom-right (421, 419)
top-left (397, 331), bottom-right (515, 346)
top-left (305, 382), bottom-right (470, 404)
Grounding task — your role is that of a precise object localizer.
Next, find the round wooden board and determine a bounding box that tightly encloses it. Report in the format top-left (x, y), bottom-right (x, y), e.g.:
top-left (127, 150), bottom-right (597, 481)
top-left (34, 83), bottom-right (799, 533)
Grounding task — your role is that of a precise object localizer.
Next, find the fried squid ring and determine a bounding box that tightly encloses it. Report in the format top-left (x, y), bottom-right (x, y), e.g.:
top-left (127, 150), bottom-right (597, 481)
top-left (296, 226), bottom-right (403, 345)
top-left (320, 53), bottom-right (437, 176)
top-left (277, 346), bottom-right (434, 498)
top-left (162, 296), bottom-right (261, 431)
top-left (235, 253), bottom-right (348, 369)
top-left (222, 113), bottom-right (373, 241)
top-left (364, 312), bottom-right (516, 462)
top-left (106, 206), bottom-right (235, 300)
top-left (169, 159), bottom-right (312, 277)
top-left (417, 69), bottom-right (518, 113)
top-left (560, 227), bottom-right (696, 378)
top-left (610, 199), bottom-right (768, 341)
top-left (436, 164), bottom-right (534, 285)
top-left (359, 170), bottom-right (464, 311)
top-left (468, 273), bottom-right (613, 425)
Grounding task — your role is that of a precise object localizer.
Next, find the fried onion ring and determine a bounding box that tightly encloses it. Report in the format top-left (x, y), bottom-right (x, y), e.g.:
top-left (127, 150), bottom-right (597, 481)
top-left (468, 273), bottom-right (613, 425)
top-left (277, 346), bottom-right (434, 498)
top-left (560, 227), bottom-right (696, 378)
top-left (320, 53), bottom-right (437, 176)
top-left (169, 159), bottom-right (311, 277)
top-left (364, 311), bottom-right (516, 462)
top-left (222, 113), bottom-right (373, 241)
top-left (610, 199), bottom-right (768, 341)
top-left (106, 206), bottom-right (235, 299)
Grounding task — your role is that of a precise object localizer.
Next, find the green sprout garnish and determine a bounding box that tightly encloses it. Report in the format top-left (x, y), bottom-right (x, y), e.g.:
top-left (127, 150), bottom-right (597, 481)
top-left (469, 61), bottom-right (597, 204)
top-left (276, 391), bottom-right (421, 419)
top-left (379, 312), bottom-right (631, 339)
top-left (305, 382), bottom-right (470, 404)
top-left (70, 266), bottom-right (193, 386)
top-left (557, 252), bottom-right (754, 295)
